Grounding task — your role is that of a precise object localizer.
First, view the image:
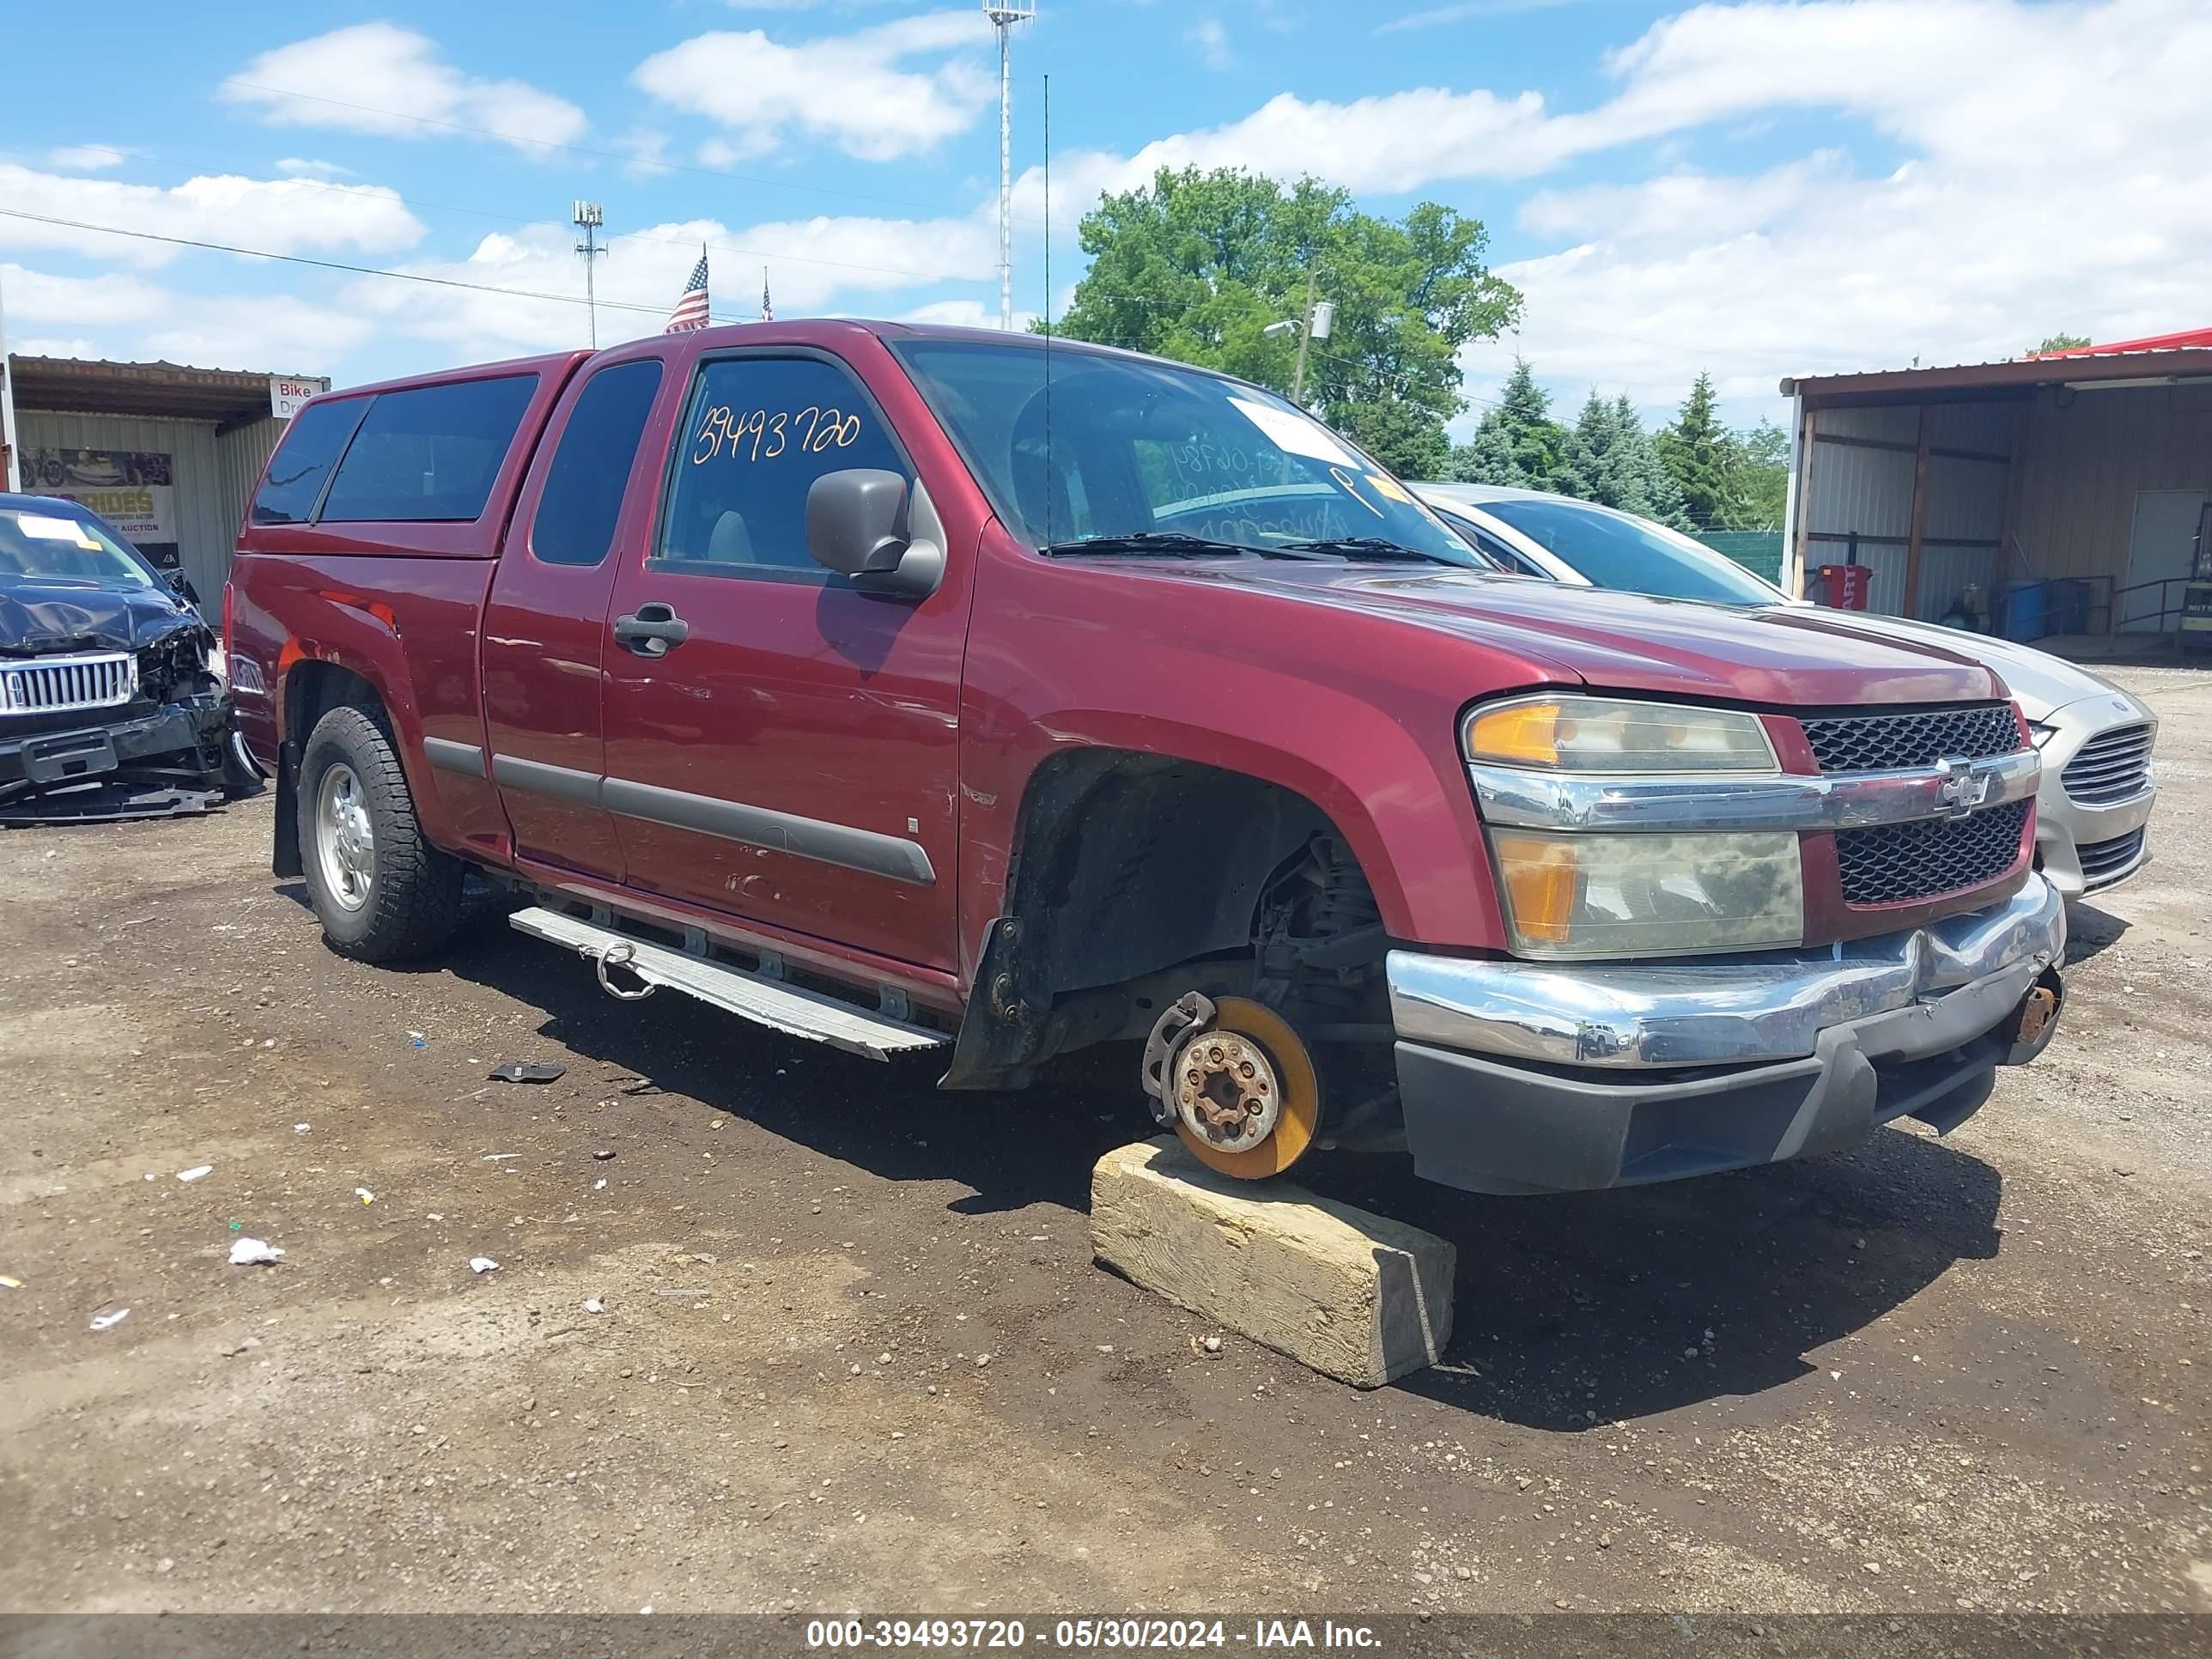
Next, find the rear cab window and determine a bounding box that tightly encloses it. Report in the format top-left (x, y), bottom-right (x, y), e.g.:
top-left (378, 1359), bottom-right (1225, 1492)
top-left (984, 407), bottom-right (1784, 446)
top-left (320, 375), bottom-right (538, 524)
top-left (250, 397), bottom-right (368, 526)
top-left (657, 354), bottom-right (911, 580)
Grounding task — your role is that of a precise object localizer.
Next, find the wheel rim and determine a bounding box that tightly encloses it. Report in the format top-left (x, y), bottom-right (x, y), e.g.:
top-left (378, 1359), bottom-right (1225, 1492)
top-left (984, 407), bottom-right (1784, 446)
top-left (313, 761), bottom-right (374, 914)
top-left (1170, 997), bottom-right (1321, 1180)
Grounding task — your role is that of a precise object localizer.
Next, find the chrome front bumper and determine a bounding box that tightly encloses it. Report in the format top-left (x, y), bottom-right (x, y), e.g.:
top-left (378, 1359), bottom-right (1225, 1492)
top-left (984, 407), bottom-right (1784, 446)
top-left (1386, 875), bottom-right (2066, 1194)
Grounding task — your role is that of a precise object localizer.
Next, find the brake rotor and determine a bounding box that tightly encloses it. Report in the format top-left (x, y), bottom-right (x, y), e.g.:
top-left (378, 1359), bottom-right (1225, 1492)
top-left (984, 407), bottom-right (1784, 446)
top-left (1170, 996), bottom-right (1320, 1180)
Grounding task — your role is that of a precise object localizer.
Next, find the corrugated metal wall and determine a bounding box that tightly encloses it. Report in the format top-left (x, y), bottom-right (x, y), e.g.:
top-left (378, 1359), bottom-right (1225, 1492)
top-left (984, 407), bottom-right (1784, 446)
top-left (2008, 381), bottom-right (2212, 593)
top-left (13, 409), bottom-right (279, 612)
top-left (1802, 400), bottom-right (2013, 619)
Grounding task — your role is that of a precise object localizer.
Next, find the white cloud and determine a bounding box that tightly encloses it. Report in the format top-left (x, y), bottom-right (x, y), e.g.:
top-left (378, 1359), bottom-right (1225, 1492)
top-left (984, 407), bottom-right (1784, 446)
top-left (0, 162), bottom-right (423, 267)
top-left (612, 129), bottom-right (675, 179)
top-left (1188, 19), bottom-right (1234, 69)
top-left (1009, 0), bottom-right (2212, 421)
top-left (46, 144), bottom-right (130, 171)
top-left (1, 263), bottom-right (368, 370)
top-left (275, 157), bottom-right (356, 179)
top-left (222, 23), bottom-right (587, 155)
top-left (635, 9), bottom-right (996, 162)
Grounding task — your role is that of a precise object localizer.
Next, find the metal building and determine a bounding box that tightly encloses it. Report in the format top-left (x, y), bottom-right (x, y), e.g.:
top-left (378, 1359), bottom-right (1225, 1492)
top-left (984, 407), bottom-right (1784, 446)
top-left (1779, 328), bottom-right (2212, 645)
top-left (1, 356), bottom-right (327, 609)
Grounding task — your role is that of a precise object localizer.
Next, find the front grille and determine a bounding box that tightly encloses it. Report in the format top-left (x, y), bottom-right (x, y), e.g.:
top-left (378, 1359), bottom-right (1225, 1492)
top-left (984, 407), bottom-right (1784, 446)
top-left (2062, 722), bottom-right (2154, 805)
top-left (0, 652), bottom-right (137, 717)
top-left (1801, 703), bottom-right (2021, 772)
top-left (1837, 799), bottom-right (2029, 906)
top-left (2078, 827), bottom-right (2147, 886)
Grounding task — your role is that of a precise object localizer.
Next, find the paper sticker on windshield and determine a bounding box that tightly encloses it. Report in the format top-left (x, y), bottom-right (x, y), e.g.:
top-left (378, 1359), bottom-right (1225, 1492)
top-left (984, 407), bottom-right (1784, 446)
top-left (11, 514), bottom-right (99, 548)
top-left (1364, 472), bottom-right (1413, 503)
top-left (1228, 397), bottom-right (1358, 467)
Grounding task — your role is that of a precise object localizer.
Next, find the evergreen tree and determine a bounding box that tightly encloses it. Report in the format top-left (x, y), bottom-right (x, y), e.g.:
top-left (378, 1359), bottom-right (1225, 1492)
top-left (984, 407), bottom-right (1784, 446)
top-left (1654, 372), bottom-right (1739, 530)
top-left (1448, 361), bottom-right (1582, 493)
top-left (1554, 392), bottom-right (1692, 529)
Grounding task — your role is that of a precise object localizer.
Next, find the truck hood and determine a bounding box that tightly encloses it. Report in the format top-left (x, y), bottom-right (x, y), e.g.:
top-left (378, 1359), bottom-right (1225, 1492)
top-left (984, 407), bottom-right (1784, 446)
top-left (0, 578), bottom-right (207, 656)
top-left (1113, 562), bottom-right (2006, 707)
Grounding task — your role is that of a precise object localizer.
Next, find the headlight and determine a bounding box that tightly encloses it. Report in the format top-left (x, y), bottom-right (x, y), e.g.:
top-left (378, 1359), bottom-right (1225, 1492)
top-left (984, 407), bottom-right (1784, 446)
top-left (1466, 695), bottom-right (1798, 958)
top-left (1463, 695), bottom-right (1777, 773)
top-left (1489, 830), bottom-right (1804, 959)
top-left (2028, 721), bottom-right (2057, 749)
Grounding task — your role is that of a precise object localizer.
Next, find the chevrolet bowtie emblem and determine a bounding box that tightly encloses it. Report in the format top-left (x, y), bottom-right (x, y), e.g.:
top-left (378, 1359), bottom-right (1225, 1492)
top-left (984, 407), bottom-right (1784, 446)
top-left (1930, 757), bottom-right (1991, 819)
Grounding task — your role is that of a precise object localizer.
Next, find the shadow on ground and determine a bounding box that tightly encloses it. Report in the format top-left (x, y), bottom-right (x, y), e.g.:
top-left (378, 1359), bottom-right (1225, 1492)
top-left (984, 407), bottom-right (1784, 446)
top-left (429, 915), bottom-right (2006, 1433)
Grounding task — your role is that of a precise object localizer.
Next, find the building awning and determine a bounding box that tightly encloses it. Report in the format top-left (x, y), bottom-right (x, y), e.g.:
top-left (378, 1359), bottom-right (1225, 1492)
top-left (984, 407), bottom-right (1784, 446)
top-left (1781, 337), bottom-right (2212, 409)
top-left (4, 355), bottom-right (321, 427)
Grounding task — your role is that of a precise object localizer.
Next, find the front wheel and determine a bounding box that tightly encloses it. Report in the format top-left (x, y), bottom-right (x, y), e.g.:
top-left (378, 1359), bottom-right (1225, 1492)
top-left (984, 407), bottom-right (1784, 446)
top-left (297, 705), bottom-right (463, 962)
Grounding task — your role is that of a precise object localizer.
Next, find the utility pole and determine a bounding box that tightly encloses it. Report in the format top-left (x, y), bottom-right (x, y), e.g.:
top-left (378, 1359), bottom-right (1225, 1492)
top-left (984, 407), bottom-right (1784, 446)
top-left (984, 3), bottom-right (1036, 331)
top-left (0, 263), bottom-right (18, 491)
top-left (1290, 265), bottom-right (1318, 406)
top-left (572, 200), bottom-right (606, 348)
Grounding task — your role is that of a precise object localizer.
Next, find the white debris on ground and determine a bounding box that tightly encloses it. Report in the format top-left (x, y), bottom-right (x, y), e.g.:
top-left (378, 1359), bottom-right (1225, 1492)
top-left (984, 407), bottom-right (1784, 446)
top-left (469, 1257), bottom-right (499, 1274)
top-left (228, 1238), bottom-right (284, 1267)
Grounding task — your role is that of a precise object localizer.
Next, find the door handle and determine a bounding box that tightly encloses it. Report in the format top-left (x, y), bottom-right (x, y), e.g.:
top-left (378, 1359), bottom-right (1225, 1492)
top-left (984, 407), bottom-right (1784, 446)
top-left (613, 603), bottom-right (690, 655)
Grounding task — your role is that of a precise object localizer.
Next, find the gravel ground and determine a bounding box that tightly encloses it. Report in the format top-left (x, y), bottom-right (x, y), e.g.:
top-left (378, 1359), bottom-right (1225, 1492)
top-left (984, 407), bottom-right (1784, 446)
top-left (0, 665), bottom-right (2206, 1619)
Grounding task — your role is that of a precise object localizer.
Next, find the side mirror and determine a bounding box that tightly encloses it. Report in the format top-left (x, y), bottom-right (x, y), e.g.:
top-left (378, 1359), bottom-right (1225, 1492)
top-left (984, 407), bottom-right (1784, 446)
top-left (805, 469), bottom-right (945, 599)
top-left (165, 568), bottom-right (201, 606)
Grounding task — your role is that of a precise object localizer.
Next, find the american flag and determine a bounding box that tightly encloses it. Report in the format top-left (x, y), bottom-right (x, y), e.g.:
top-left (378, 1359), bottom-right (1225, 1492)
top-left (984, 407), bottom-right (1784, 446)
top-left (664, 248), bottom-right (709, 332)
top-left (762, 267), bottom-right (774, 323)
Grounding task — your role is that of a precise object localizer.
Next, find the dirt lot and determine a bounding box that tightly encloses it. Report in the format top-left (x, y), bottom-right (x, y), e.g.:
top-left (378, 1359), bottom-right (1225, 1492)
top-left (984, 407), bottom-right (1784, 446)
top-left (2, 665), bottom-right (2208, 1620)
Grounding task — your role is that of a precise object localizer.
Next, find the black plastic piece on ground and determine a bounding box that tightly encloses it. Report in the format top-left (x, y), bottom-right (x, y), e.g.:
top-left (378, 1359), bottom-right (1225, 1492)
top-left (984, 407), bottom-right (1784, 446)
top-left (489, 1061), bottom-right (567, 1084)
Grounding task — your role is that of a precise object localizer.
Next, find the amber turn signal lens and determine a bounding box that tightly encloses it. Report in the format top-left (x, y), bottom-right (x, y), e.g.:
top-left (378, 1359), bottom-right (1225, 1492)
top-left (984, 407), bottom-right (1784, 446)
top-left (1492, 831), bottom-right (1577, 945)
top-left (1465, 702), bottom-right (1561, 766)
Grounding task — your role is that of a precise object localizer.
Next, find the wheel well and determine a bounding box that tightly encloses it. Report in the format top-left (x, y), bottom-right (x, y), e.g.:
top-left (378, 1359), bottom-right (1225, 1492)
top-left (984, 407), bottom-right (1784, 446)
top-left (273, 661), bottom-right (387, 878)
top-left (941, 749), bottom-right (1385, 1088)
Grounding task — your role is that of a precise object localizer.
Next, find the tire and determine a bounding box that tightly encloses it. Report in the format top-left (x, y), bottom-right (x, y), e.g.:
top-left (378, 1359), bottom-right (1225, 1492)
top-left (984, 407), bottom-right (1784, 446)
top-left (297, 705), bottom-right (464, 962)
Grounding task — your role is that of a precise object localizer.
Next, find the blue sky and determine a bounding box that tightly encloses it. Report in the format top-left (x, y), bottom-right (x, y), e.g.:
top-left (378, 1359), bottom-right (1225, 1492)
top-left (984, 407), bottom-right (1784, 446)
top-left (3, 0), bottom-right (2205, 433)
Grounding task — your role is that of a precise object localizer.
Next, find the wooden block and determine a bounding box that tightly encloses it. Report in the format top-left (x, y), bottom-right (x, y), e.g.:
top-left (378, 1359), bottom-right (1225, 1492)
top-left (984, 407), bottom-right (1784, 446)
top-left (1090, 1137), bottom-right (1455, 1389)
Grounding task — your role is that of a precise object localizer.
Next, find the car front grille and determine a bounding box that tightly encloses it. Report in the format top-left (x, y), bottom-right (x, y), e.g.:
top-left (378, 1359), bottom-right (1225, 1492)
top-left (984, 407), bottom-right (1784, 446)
top-left (1800, 703), bottom-right (2021, 772)
top-left (0, 652), bottom-right (138, 717)
top-left (1837, 799), bottom-right (2030, 907)
top-left (2077, 826), bottom-right (2147, 887)
top-left (2062, 722), bottom-right (2154, 805)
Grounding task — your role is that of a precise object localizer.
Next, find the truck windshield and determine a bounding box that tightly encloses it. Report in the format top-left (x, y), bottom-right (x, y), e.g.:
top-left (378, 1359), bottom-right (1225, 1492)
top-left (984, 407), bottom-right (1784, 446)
top-left (890, 338), bottom-right (1479, 566)
top-left (0, 505), bottom-right (157, 588)
top-left (1480, 498), bottom-right (1784, 607)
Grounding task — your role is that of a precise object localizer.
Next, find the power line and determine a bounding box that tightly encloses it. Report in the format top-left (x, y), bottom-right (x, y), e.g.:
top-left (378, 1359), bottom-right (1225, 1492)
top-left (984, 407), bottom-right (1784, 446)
top-left (15, 146), bottom-right (998, 288)
top-left (0, 207), bottom-right (752, 326)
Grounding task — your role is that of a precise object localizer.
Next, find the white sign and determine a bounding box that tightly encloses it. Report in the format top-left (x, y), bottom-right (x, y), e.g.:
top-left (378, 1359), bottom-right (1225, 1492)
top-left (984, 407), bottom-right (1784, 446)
top-left (21, 448), bottom-right (175, 543)
top-left (269, 376), bottom-right (328, 421)
top-left (1228, 396), bottom-right (1360, 468)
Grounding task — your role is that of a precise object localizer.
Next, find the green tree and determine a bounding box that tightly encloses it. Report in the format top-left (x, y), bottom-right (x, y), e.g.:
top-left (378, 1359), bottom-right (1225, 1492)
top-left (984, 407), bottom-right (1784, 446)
top-left (1561, 392), bottom-right (1692, 528)
top-left (1654, 372), bottom-right (1738, 529)
top-left (2033, 331), bottom-right (2091, 355)
top-left (1052, 167), bottom-right (1522, 477)
top-left (1730, 416), bottom-right (1790, 530)
top-left (1447, 361), bottom-right (1582, 493)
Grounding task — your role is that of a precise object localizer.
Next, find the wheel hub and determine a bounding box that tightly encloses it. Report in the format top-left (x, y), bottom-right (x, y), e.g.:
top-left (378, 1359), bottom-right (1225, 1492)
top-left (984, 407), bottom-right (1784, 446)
top-left (314, 763), bottom-right (375, 912)
top-left (1173, 1030), bottom-right (1282, 1152)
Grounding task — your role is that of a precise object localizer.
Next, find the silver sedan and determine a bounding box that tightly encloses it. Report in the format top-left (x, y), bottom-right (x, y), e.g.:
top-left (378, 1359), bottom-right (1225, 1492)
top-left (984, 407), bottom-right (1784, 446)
top-left (1413, 482), bottom-right (2158, 902)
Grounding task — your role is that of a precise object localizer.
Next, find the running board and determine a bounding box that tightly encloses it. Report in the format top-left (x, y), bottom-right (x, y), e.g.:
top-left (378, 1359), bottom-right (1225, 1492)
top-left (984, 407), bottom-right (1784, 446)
top-left (508, 906), bottom-right (949, 1061)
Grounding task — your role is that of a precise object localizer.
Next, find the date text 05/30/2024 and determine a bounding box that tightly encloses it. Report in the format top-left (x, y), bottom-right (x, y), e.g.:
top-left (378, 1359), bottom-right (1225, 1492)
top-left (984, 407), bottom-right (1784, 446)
top-left (804, 1621), bottom-right (1381, 1650)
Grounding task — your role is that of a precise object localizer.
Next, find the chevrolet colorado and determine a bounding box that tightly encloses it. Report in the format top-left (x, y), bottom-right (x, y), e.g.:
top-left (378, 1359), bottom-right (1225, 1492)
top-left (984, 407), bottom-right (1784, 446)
top-left (225, 322), bottom-right (2065, 1195)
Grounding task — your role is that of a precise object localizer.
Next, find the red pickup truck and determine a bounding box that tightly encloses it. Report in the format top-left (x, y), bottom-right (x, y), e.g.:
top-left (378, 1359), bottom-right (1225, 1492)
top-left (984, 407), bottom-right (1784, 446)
top-left (225, 321), bottom-right (2065, 1196)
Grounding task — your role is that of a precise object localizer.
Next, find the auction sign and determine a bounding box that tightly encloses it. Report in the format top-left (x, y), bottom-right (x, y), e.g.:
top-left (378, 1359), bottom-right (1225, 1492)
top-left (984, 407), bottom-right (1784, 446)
top-left (21, 448), bottom-right (176, 543)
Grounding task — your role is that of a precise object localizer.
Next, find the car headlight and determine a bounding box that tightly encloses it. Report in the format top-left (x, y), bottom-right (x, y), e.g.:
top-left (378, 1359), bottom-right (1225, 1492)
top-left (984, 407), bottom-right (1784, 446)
top-left (2028, 720), bottom-right (2057, 749)
top-left (1466, 695), bottom-right (1801, 959)
top-left (1463, 695), bottom-right (1778, 773)
top-left (1488, 830), bottom-right (1803, 958)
